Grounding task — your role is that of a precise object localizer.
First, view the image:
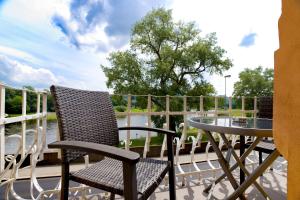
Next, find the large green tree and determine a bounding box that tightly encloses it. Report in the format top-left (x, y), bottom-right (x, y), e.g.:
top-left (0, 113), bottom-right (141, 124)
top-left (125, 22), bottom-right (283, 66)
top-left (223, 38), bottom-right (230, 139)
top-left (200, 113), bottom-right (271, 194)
top-left (233, 66), bottom-right (274, 97)
top-left (102, 8), bottom-right (232, 130)
top-left (102, 8), bottom-right (232, 96)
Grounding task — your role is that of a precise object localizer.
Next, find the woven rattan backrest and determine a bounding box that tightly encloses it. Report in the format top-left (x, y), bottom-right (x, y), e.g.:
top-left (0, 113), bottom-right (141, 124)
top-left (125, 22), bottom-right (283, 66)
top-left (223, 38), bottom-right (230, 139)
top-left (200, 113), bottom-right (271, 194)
top-left (257, 97), bottom-right (273, 119)
top-left (50, 85), bottom-right (119, 162)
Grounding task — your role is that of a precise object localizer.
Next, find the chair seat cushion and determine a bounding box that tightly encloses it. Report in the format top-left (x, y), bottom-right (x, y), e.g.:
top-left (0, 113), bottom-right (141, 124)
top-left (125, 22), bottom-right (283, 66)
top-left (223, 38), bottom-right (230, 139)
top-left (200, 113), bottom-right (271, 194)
top-left (70, 158), bottom-right (170, 199)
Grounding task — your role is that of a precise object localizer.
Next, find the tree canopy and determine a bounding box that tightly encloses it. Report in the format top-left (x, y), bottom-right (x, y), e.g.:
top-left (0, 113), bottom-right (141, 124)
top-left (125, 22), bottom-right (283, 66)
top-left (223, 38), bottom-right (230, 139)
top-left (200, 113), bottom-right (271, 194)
top-left (101, 8), bottom-right (232, 96)
top-left (233, 66), bottom-right (274, 97)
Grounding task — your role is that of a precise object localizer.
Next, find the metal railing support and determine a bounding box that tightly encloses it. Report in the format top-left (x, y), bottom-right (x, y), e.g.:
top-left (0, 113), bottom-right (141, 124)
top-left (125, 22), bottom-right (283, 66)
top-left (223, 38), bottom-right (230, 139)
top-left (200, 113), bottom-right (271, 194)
top-left (35, 93), bottom-right (40, 144)
top-left (229, 97), bottom-right (232, 117)
top-left (41, 93), bottom-right (48, 160)
top-left (182, 95), bottom-right (187, 148)
top-left (254, 96), bottom-right (257, 118)
top-left (214, 96), bottom-right (218, 117)
top-left (126, 94), bottom-right (131, 150)
top-left (242, 96), bottom-right (245, 117)
top-left (200, 95), bottom-right (204, 116)
top-left (0, 84), bottom-right (5, 172)
top-left (21, 89), bottom-right (27, 158)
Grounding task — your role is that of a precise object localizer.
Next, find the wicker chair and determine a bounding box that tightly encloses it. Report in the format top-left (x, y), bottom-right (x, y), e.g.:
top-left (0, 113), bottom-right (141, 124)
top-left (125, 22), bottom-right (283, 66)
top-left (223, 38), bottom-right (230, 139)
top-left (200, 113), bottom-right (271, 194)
top-left (48, 86), bottom-right (176, 200)
top-left (256, 96), bottom-right (275, 164)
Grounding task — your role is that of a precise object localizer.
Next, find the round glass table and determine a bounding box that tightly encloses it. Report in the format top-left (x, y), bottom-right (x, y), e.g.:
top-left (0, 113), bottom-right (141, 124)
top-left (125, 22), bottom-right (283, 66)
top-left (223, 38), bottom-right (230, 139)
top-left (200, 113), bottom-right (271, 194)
top-left (189, 116), bottom-right (273, 137)
top-left (188, 116), bottom-right (279, 200)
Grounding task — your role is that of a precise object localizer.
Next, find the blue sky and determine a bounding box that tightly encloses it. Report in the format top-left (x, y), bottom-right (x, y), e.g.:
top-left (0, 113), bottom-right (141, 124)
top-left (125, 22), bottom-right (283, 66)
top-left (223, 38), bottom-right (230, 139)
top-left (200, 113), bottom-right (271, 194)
top-left (0, 0), bottom-right (281, 95)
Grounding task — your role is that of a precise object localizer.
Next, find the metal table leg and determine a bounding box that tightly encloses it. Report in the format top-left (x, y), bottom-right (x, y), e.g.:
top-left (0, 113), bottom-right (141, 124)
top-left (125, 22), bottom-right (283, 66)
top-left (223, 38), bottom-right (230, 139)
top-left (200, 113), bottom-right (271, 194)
top-left (220, 133), bottom-right (271, 199)
top-left (204, 137), bottom-right (262, 193)
top-left (205, 131), bottom-right (246, 200)
top-left (240, 136), bottom-right (245, 184)
top-left (226, 149), bottom-right (280, 200)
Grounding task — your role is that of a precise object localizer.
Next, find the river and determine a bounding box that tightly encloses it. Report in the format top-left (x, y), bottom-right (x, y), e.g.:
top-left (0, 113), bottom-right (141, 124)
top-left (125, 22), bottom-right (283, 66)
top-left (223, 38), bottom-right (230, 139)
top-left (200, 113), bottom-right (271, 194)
top-left (4, 115), bottom-right (154, 154)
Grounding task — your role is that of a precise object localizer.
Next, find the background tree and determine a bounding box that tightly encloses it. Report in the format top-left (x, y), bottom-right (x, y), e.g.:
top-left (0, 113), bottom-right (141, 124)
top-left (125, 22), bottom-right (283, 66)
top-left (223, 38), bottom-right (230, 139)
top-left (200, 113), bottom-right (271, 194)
top-left (23, 85), bottom-right (37, 113)
top-left (5, 86), bottom-right (55, 115)
top-left (233, 66), bottom-right (273, 97)
top-left (102, 8), bottom-right (232, 130)
top-left (233, 66), bottom-right (274, 110)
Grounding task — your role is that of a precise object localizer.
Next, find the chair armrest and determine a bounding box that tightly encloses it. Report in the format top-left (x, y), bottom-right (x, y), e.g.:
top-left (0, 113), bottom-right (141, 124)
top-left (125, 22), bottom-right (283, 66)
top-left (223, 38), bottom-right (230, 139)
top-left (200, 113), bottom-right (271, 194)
top-left (118, 126), bottom-right (175, 136)
top-left (48, 141), bottom-right (140, 164)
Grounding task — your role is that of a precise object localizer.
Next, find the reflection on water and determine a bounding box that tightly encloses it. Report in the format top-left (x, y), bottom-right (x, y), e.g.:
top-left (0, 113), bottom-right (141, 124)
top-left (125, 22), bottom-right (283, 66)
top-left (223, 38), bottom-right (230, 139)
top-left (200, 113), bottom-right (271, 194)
top-left (4, 115), bottom-right (157, 154)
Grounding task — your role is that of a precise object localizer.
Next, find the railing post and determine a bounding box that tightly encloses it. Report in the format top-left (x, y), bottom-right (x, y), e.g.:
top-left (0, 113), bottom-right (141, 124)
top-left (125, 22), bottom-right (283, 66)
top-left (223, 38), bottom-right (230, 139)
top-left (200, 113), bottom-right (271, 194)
top-left (215, 96), bottom-right (218, 117)
top-left (182, 95), bottom-right (187, 148)
top-left (35, 93), bottom-right (40, 144)
top-left (254, 96), bottom-right (257, 118)
top-left (0, 84), bottom-right (5, 172)
top-left (41, 93), bottom-right (47, 160)
top-left (143, 95), bottom-right (152, 158)
top-left (160, 95), bottom-right (170, 159)
top-left (147, 94), bottom-right (151, 129)
top-left (126, 94), bottom-right (131, 150)
top-left (200, 95), bottom-right (203, 116)
top-left (242, 96), bottom-right (245, 117)
top-left (21, 89), bottom-right (27, 158)
top-left (166, 95), bottom-right (170, 130)
top-left (229, 97), bottom-right (232, 117)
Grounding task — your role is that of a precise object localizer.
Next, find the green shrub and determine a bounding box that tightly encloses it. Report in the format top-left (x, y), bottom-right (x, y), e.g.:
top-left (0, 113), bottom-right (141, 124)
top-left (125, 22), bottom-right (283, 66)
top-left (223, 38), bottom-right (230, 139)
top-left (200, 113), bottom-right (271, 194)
top-left (114, 106), bottom-right (126, 112)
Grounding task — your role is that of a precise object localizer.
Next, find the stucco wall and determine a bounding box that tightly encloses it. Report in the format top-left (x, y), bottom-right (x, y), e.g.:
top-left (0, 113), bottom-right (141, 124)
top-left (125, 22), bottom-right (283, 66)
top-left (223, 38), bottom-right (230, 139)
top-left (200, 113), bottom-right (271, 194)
top-left (274, 0), bottom-right (300, 199)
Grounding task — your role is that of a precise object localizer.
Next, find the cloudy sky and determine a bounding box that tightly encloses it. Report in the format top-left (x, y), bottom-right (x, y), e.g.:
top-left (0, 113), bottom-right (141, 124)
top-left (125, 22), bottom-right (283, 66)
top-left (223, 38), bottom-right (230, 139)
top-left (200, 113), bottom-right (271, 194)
top-left (0, 0), bottom-right (281, 95)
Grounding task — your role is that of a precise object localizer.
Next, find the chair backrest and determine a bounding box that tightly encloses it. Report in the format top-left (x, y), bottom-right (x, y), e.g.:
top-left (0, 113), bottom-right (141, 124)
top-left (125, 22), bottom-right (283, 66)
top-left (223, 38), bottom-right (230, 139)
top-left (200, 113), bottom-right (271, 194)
top-left (50, 85), bottom-right (119, 162)
top-left (257, 96), bottom-right (273, 119)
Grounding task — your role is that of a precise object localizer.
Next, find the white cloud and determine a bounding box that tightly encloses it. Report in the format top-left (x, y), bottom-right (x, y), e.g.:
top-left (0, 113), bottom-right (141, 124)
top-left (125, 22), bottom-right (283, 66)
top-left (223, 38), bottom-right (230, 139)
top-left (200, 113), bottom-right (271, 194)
top-left (0, 45), bottom-right (40, 64)
top-left (0, 55), bottom-right (60, 88)
top-left (2, 0), bottom-right (68, 26)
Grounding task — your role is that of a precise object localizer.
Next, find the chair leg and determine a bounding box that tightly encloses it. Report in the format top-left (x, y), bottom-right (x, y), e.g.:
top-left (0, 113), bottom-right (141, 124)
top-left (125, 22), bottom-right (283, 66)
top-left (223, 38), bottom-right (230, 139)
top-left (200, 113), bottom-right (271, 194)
top-left (167, 134), bottom-right (176, 200)
top-left (110, 193), bottom-right (115, 200)
top-left (61, 162), bottom-right (69, 200)
top-left (168, 165), bottom-right (176, 200)
top-left (123, 162), bottom-right (138, 200)
top-left (259, 151), bottom-right (263, 165)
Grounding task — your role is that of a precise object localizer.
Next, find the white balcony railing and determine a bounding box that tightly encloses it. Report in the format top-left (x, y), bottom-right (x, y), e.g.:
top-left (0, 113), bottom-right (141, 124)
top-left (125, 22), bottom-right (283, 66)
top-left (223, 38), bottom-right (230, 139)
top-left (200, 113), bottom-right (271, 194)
top-left (1, 83), bottom-right (270, 199)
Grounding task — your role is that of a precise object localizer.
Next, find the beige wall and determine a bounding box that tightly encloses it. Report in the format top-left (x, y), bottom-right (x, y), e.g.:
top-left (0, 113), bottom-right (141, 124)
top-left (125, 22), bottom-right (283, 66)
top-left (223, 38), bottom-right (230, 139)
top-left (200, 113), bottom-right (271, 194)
top-left (274, 0), bottom-right (300, 199)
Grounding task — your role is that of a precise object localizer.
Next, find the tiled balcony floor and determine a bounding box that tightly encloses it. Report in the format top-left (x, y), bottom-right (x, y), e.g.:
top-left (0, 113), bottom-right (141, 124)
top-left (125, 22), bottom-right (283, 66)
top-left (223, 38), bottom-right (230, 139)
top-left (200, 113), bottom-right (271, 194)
top-left (153, 170), bottom-right (286, 200)
top-left (1, 164), bottom-right (286, 200)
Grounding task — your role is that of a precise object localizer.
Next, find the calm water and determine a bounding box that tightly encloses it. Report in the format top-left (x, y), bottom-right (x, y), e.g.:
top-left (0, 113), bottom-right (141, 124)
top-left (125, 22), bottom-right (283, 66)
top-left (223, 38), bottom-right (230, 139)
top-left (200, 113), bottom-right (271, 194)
top-left (4, 115), bottom-right (155, 154)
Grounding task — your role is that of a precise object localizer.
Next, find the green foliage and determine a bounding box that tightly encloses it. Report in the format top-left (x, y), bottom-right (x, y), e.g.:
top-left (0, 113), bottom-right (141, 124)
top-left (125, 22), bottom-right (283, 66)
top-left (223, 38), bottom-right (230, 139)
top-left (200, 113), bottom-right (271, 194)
top-left (5, 86), bottom-right (55, 114)
top-left (111, 95), bottom-right (127, 107)
top-left (24, 86), bottom-right (37, 113)
top-left (233, 67), bottom-right (273, 97)
top-left (233, 67), bottom-right (273, 110)
top-left (46, 92), bottom-right (55, 112)
top-left (114, 105), bottom-right (126, 112)
top-left (102, 8), bottom-right (231, 97)
top-left (6, 95), bottom-right (23, 114)
top-left (102, 8), bottom-right (232, 130)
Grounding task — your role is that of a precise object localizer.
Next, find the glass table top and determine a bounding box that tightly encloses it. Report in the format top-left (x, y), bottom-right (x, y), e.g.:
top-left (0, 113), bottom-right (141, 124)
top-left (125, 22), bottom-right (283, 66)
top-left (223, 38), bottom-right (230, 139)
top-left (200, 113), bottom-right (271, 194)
top-left (193, 117), bottom-right (272, 129)
top-left (189, 117), bottom-right (273, 137)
